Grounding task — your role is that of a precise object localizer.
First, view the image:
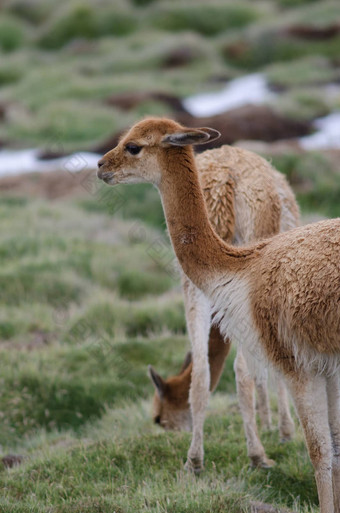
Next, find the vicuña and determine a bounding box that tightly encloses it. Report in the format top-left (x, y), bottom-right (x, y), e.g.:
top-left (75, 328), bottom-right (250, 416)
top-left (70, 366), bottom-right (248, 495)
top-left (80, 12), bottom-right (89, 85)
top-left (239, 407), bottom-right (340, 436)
top-left (147, 143), bottom-right (299, 469)
top-left (97, 118), bottom-right (340, 513)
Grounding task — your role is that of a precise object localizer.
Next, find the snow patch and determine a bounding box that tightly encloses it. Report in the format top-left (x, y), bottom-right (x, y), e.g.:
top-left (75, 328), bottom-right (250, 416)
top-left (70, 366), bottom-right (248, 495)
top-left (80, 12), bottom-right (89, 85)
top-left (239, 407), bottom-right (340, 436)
top-left (182, 73), bottom-right (276, 117)
top-left (300, 112), bottom-right (340, 150)
top-left (0, 149), bottom-right (100, 178)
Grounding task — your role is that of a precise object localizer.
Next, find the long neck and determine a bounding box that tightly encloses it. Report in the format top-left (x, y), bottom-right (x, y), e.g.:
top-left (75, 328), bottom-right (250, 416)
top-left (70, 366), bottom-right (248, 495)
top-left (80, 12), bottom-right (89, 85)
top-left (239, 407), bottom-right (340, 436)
top-left (158, 147), bottom-right (253, 291)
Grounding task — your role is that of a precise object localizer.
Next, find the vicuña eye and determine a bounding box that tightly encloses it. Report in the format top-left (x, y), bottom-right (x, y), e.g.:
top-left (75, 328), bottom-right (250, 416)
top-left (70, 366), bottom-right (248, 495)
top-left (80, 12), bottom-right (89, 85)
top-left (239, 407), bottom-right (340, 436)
top-left (125, 143), bottom-right (142, 155)
top-left (154, 415), bottom-right (161, 424)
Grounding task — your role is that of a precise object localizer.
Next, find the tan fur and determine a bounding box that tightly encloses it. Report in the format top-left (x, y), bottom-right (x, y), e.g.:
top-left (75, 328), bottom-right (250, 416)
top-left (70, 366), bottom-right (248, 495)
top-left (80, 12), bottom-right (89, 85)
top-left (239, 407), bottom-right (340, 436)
top-left (97, 118), bottom-right (340, 512)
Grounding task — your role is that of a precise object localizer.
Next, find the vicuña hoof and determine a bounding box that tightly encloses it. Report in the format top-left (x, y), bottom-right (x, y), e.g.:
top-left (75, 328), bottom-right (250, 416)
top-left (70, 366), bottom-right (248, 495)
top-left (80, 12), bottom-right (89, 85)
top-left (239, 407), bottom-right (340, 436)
top-left (280, 435), bottom-right (292, 443)
top-left (250, 456), bottom-right (276, 469)
top-left (184, 457), bottom-right (204, 475)
top-left (279, 421), bottom-right (295, 443)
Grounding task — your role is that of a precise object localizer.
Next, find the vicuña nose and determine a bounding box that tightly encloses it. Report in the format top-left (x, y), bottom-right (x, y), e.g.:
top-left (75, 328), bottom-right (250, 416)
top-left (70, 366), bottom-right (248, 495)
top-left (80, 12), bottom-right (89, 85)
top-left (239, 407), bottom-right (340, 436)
top-left (97, 159), bottom-right (105, 169)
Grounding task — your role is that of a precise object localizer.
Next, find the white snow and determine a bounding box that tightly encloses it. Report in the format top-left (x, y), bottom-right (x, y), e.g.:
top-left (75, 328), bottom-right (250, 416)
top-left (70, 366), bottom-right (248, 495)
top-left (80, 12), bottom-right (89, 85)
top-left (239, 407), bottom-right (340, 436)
top-left (182, 73), bottom-right (276, 117)
top-left (0, 149), bottom-right (100, 178)
top-left (299, 112), bottom-right (340, 150)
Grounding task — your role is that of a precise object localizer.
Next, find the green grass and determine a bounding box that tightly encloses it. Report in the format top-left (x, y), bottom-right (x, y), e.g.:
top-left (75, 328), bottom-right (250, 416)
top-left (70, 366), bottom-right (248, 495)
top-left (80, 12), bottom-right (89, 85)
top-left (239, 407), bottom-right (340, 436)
top-left (0, 192), bottom-right (325, 511)
top-left (0, 14), bottom-right (29, 52)
top-left (0, 335), bottom-right (190, 446)
top-left (0, 196), bottom-right (185, 445)
top-left (265, 56), bottom-right (339, 88)
top-left (66, 297), bottom-right (186, 340)
top-left (5, 0), bottom-right (57, 25)
top-left (150, 3), bottom-right (260, 36)
top-left (0, 29), bottom-right (224, 150)
top-left (272, 88), bottom-right (331, 121)
top-left (268, 151), bottom-right (340, 219)
top-left (79, 183), bottom-right (166, 229)
top-left (37, 4), bottom-right (138, 49)
top-left (219, 1), bottom-right (340, 69)
top-left (222, 32), bottom-right (340, 70)
top-left (0, 395), bottom-right (318, 513)
top-left (0, 0), bottom-right (339, 149)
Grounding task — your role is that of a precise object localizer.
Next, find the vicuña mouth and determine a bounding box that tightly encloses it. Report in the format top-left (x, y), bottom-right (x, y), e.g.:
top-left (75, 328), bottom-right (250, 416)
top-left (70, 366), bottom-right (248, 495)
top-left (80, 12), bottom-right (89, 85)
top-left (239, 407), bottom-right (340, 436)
top-left (99, 172), bottom-right (114, 183)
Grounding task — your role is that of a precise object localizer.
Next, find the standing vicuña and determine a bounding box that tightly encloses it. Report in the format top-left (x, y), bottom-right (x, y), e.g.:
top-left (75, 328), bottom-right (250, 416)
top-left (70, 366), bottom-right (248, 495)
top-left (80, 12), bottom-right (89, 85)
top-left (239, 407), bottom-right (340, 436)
top-left (97, 118), bottom-right (340, 513)
top-left (147, 144), bottom-right (298, 469)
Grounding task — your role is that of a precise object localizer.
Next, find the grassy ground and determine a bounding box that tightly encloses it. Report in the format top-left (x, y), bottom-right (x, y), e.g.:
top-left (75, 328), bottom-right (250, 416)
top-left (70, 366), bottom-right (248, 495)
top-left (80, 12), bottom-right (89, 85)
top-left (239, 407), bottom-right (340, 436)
top-left (0, 189), bottom-right (321, 513)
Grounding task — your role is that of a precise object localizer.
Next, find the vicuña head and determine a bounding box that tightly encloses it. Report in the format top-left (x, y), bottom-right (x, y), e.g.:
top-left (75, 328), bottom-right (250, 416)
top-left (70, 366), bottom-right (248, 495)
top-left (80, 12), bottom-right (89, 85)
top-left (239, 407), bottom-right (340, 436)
top-left (149, 325), bottom-right (233, 434)
top-left (97, 117), bottom-right (220, 186)
top-left (148, 352), bottom-right (193, 432)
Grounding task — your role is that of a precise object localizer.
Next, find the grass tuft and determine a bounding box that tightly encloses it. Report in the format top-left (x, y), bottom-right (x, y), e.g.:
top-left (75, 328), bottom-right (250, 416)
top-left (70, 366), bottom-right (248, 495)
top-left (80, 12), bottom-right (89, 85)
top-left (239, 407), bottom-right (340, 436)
top-left (0, 14), bottom-right (28, 52)
top-left (37, 4), bottom-right (138, 49)
top-left (150, 3), bottom-right (260, 36)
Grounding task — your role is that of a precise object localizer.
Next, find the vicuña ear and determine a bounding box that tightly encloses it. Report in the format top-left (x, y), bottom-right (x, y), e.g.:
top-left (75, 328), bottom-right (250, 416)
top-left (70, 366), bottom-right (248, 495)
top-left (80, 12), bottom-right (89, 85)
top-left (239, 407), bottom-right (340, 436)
top-left (148, 365), bottom-right (166, 399)
top-left (197, 127), bottom-right (221, 143)
top-left (162, 127), bottom-right (220, 147)
top-left (179, 351), bottom-right (192, 374)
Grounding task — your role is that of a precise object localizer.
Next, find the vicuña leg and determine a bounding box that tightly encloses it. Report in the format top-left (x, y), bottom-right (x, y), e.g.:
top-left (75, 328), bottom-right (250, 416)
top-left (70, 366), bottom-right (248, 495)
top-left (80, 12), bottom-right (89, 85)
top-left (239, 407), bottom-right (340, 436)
top-left (182, 275), bottom-right (211, 474)
top-left (277, 377), bottom-right (295, 442)
top-left (255, 372), bottom-right (272, 431)
top-left (327, 373), bottom-right (340, 513)
top-left (234, 349), bottom-right (275, 468)
top-left (288, 374), bottom-right (334, 513)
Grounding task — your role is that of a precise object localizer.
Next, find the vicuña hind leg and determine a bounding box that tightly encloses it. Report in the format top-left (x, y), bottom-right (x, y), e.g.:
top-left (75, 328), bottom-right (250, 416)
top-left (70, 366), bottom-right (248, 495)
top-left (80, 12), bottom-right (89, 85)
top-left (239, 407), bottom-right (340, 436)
top-left (182, 276), bottom-right (211, 474)
top-left (277, 377), bottom-right (295, 442)
top-left (234, 349), bottom-right (275, 468)
top-left (327, 373), bottom-right (340, 513)
top-left (288, 374), bottom-right (334, 513)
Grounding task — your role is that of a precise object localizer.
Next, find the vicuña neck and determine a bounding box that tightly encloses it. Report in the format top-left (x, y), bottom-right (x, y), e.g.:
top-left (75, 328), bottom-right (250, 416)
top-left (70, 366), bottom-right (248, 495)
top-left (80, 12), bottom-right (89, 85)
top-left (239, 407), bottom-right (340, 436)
top-left (158, 147), bottom-right (253, 291)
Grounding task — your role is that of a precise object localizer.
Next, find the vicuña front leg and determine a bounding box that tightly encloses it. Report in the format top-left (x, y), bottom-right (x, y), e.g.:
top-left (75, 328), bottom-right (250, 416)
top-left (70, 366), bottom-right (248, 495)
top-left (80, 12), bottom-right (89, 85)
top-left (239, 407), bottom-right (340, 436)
top-left (327, 373), bottom-right (340, 513)
top-left (234, 349), bottom-right (275, 468)
top-left (182, 276), bottom-right (211, 474)
top-left (288, 374), bottom-right (334, 513)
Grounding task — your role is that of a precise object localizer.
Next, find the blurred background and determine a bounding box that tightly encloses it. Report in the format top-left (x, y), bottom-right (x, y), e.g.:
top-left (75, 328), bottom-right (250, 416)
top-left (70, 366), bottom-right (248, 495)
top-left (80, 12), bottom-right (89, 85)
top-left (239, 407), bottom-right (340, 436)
top-left (0, 1), bottom-right (339, 511)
